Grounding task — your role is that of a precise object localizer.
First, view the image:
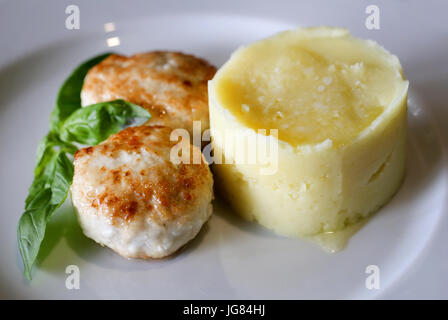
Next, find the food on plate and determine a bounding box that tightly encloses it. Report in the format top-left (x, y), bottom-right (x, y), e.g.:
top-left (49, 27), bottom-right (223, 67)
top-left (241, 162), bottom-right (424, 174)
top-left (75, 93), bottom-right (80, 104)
top-left (18, 51), bottom-right (215, 279)
top-left (17, 26), bottom-right (409, 281)
top-left (71, 125), bottom-right (213, 258)
top-left (209, 27), bottom-right (409, 249)
top-left (81, 51), bottom-right (216, 136)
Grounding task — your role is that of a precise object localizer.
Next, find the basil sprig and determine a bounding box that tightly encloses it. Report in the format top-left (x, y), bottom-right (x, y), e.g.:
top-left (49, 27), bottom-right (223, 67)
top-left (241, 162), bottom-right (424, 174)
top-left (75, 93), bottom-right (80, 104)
top-left (17, 53), bottom-right (151, 280)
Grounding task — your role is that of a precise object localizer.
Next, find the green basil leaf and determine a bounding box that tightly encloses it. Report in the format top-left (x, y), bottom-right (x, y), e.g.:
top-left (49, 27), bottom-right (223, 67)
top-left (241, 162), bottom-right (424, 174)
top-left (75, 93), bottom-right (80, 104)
top-left (50, 52), bottom-right (112, 132)
top-left (18, 151), bottom-right (73, 280)
top-left (18, 193), bottom-right (56, 280)
top-left (59, 99), bottom-right (151, 145)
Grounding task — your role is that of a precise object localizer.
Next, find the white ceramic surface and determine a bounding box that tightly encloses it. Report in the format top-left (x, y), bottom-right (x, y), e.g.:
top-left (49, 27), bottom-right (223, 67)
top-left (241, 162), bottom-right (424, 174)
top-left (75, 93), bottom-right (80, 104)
top-left (0, 0), bottom-right (447, 299)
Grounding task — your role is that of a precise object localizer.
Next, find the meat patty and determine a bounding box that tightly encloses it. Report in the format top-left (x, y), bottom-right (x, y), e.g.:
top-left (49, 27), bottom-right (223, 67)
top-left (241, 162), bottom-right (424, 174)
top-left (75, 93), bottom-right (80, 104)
top-left (81, 51), bottom-right (216, 136)
top-left (70, 125), bottom-right (214, 259)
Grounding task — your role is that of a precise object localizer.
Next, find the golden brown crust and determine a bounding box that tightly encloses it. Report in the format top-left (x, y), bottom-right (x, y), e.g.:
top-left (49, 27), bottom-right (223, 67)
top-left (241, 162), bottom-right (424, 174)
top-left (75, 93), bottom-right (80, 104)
top-left (73, 126), bottom-right (212, 225)
top-left (81, 52), bottom-right (216, 135)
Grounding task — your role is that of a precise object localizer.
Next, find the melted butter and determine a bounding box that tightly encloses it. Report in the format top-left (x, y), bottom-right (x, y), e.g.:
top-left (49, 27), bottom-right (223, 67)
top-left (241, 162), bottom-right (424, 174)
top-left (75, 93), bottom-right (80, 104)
top-left (305, 218), bottom-right (369, 253)
top-left (216, 34), bottom-right (399, 147)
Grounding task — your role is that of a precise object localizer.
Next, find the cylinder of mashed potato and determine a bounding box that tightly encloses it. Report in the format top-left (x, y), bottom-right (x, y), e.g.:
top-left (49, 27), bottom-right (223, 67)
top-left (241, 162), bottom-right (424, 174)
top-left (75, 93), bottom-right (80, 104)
top-left (208, 27), bottom-right (408, 237)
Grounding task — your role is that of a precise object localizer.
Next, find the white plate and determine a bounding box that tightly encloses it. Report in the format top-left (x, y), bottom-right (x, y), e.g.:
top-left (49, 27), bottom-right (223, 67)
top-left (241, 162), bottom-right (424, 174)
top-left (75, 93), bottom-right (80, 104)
top-left (0, 0), bottom-right (447, 299)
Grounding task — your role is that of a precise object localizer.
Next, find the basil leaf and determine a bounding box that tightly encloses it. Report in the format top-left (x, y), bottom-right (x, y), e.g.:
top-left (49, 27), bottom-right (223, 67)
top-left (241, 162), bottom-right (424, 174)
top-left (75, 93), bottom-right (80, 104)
top-left (59, 99), bottom-right (151, 146)
top-left (50, 52), bottom-right (112, 132)
top-left (18, 192), bottom-right (55, 280)
top-left (19, 151), bottom-right (73, 280)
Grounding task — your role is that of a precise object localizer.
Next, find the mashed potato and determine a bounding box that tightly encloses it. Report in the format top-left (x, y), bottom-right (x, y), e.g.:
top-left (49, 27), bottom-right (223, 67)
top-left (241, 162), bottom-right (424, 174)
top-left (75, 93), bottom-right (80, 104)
top-left (209, 27), bottom-right (408, 240)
